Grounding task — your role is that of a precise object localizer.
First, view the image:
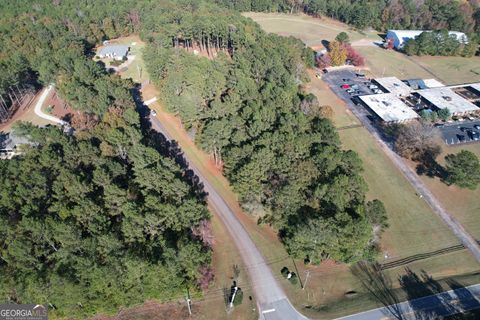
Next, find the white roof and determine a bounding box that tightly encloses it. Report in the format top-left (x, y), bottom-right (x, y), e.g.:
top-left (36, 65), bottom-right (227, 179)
top-left (359, 93), bottom-right (419, 122)
top-left (98, 45), bottom-right (129, 57)
top-left (469, 83), bottom-right (480, 93)
top-left (374, 77), bottom-right (412, 96)
top-left (388, 30), bottom-right (467, 39)
top-left (416, 87), bottom-right (479, 114)
top-left (423, 78), bottom-right (445, 88)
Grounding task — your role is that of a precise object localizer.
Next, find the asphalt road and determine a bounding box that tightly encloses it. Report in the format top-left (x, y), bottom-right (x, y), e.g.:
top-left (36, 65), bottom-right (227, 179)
top-left (148, 114), bottom-right (307, 320)
top-left (323, 71), bottom-right (480, 264)
top-left (336, 283), bottom-right (480, 320)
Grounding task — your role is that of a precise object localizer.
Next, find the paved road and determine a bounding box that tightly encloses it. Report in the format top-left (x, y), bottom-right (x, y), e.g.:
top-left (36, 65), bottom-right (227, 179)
top-left (323, 72), bottom-right (480, 264)
top-left (336, 283), bottom-right (480, 320)
top-left (34, 85), bottom-right (66, 125)
top-left (147, 111), bottom-right (307, 320)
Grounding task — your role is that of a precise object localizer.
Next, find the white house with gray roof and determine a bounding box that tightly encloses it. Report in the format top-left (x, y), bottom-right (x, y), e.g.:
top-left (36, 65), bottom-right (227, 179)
top-left (98, 45), bottom-right (129, 60)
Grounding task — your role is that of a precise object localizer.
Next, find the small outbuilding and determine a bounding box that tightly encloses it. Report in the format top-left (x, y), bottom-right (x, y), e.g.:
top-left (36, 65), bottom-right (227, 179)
top-left (98, 45), bottom-right (129, 60)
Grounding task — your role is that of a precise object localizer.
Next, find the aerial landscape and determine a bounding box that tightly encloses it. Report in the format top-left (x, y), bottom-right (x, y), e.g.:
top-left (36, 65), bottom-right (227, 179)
top-left (1, 1), bottom-right (480, 320)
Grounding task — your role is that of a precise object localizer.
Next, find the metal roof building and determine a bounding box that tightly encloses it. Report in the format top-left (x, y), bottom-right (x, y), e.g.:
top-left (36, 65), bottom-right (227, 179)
top-left (98, 45), bottom-right (129, 60)
top-left (416, 87), bottom-right (480, 115)
top-left (359, 93), bottom-right (419, 123)
top-left (374, 77), bottom-right (413, 97)
top-left (386, 30), bottom-right (468, 49)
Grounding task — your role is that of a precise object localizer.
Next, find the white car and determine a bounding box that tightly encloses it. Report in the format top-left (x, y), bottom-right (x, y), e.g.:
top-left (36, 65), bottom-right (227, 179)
top-left (369, 84), bottom-right (379, 90)
top-left (150, 110), bottom-right (157, 117)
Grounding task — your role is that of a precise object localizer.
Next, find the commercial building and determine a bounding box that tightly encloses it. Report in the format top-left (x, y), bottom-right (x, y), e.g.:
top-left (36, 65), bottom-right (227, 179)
top-left (385, 30), bottom-right (468, 49)
top-left (415, 87), bottom-right (479, 116)
top-left (359, 93), bottom-right (419, 123)
top-left (373, 77), bottom-right (413, 97)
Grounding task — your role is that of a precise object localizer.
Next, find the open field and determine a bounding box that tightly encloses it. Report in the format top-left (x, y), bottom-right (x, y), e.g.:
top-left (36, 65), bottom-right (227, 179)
top-left (412, 142), bottom-right (480, 242)
top-left (243, 12), bottom-right (379, 49)
top-left (411, 55), bottom-right (480, 85)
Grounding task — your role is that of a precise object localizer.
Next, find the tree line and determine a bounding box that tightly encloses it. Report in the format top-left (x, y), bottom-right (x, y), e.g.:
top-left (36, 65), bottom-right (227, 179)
top-left (215, 0), bottom-right (480, 34)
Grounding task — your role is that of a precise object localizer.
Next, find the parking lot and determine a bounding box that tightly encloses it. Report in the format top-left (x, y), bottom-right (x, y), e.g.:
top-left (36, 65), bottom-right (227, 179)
top-left (439, 121), bottom-right (480, 145)
top-left (322, 69), bottom-right (383, 101)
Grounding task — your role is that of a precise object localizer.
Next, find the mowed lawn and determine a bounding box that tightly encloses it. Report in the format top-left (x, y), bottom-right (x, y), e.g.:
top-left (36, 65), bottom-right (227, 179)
top-left (410, 55), bottom-right (480, 85)
top-left (243, 12), bottom-right (378, 48)
top-left (415, 143), bottom-right (480, 241)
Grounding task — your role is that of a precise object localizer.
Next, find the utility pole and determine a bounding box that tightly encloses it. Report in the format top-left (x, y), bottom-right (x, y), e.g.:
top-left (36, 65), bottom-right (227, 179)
top-left (303, 271), bottom-right (310, 290)
top-left (185, 287), bottom-right (192, 316)
top-left (291, 258), bottom-right (304, 289)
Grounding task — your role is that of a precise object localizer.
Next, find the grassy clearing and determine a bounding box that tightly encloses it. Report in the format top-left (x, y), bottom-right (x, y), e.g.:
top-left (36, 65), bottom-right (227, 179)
top-left (410, 56), bottom-right (480, 85)
top-left (243, 12), bottom-right (378, 48)
top-left (102, 35), bottom-right (150, 84)
top-left (412, 143), bottom-right (480, 241)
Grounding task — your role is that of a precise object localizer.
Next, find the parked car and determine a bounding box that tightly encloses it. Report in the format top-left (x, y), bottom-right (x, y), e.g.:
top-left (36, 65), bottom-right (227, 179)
top-left (351, 84), bottom-right (359, 90)
top-left (458, 134), bottom-right (466, 142)
top-left (469, 130), bottom-right (480, 141)
top-left (474, 124), bottom-right (480, 130)
top-left (369, 84), bottom-right (379, 90)
top-left (373, 89), bottom-right (383, 94)
top-left (356, 73), bottom-right (366, 78)
top-left (341, 84), bottom-right (351, 89)
top-left (434, 123), bottom-right (445, 128)
top-left (346, 88), bottom-right (355, 94)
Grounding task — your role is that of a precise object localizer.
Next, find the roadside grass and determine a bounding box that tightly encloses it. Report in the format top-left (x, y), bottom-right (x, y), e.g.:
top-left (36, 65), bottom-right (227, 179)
top-left (243, 12), bottom-right (378, 48)
top-left (412, 142), bottom-right (480, 241)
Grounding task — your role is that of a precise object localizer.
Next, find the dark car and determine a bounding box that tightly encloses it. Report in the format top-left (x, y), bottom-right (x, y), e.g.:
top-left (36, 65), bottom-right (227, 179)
top-left (457, 134), bottom-right (466, 142)
top-left (469, 130), bottom-right (480, 141)
top-left (434, 123), bottom-right (445, 128)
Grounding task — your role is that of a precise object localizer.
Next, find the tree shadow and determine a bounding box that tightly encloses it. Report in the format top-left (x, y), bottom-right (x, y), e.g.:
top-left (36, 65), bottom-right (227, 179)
top-left (414, 146), bottom-right (448, 179)
top-left (351, 261), bottom-right (405, 319)
top-left (131, 85), bottom-right (208, 201)
top-left (353, 263), bottom-right (480, 320)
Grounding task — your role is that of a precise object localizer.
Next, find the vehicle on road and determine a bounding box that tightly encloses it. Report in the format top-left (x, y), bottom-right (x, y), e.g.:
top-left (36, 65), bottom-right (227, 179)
top-left (315, 73), bottom-right (321, 79)
top-left (150, 110), bottom-right (157, 116)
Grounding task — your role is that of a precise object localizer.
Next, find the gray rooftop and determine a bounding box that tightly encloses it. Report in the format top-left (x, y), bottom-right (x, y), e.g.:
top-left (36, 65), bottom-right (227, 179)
top-left (416, 87), bottom-right (479, 114)
top-left (359, 93), bottom-right (419, 122)
top-left (98, 45), bottom-right (129, 57)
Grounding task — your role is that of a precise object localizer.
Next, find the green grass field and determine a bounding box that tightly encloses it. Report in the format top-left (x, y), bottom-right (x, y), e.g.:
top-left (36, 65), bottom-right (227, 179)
top-left (243, 12), bottom-right (378, 48)
top-left (414, 143), bottom-right (480, 241)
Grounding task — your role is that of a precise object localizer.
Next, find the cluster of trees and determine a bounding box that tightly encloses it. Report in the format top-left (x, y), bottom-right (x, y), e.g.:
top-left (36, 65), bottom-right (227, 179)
top-left (144, 6), bottom-right (387, 264)
top-left (445, 150), bottom-right (480, 190)
top-left (317, 33), bottom-right (365, 68)
top-left (0, 0), bottom-right (219, 317)
top-left (215, 0), bottom-right (480, 33)
top-left (404, 31), bottom-right (478, 57)
top-left (419, 108), bottom-right (451, 123)
top-left (394, 122), bottom-right (480, 190)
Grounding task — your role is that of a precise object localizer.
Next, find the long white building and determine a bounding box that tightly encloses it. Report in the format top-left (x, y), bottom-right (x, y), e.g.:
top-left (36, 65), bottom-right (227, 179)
top-left (386, 30), bottom-right (468, 49)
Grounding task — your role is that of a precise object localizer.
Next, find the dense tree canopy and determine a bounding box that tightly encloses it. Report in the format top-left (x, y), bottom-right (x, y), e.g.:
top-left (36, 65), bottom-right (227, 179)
top-left (215, 0), bottom-right (480, 33)
top-left (0, 0), bottom-right (388, 316)
top-left (143, 3), bottom-right (386, 263)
